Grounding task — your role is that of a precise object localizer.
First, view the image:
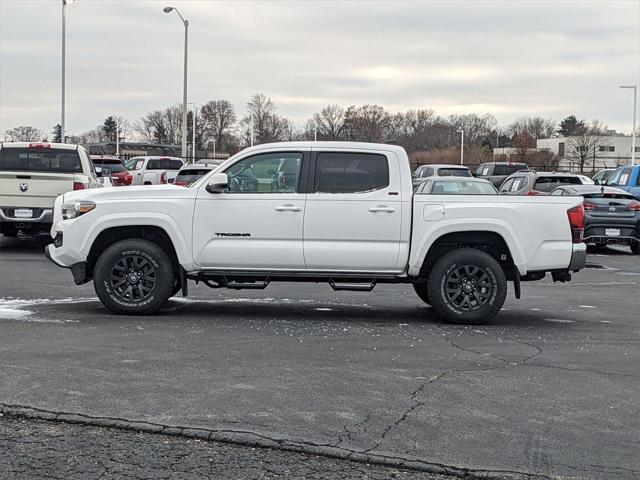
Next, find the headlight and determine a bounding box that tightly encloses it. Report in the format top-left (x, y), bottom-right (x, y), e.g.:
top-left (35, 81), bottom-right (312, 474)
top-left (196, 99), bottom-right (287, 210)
top-left (62, 201), bottom-right (96, 220)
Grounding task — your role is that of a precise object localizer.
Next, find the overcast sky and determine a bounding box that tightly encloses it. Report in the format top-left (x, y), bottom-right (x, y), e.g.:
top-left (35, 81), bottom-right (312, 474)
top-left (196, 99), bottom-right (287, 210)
top-left (1, 0), bottom-right (639, 139)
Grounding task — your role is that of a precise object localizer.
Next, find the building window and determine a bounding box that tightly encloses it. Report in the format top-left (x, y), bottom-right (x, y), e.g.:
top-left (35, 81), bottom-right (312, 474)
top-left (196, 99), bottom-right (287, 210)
top-left (558, 142), bottom-right (565, 157)
top-left (598, 146), bottom-right (606, 152)
top-left (609, 146), bottom-right (615, 152)
top-left (635, 146), bottom-right (640, 153)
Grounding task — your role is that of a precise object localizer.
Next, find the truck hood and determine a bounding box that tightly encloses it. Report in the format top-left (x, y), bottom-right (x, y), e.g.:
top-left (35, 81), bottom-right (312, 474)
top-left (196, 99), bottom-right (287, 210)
top-left (61, 184), bottom-right (197, 204)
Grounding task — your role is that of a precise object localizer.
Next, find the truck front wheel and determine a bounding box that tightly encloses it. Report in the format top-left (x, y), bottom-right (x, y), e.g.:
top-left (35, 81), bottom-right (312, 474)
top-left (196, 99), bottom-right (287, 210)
top-left (427, 248), bottom-right (506, 325)
top-left (93, 239), bottom-right (176, 315)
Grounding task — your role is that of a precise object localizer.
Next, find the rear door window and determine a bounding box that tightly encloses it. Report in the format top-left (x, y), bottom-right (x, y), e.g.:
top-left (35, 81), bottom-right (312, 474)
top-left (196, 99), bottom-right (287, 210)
top-left (499, 179), bottom-right (514, 193)
top-left (507, 164), bottom-right (527, 174)
top-left (493, 165), bottom-right (507, 176)
top-left (314, 152), bottom-right (389, 193)
top-left (147, 158), bottom-right (184, 170)
top-left (0, 148), bottom-right (82, 173)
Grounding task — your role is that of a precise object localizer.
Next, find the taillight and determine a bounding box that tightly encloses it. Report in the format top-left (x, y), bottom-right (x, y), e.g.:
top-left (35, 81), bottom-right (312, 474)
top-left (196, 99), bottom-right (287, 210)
top-left (527, 190), bottom-right (541, 196)
top-left (583, 202), bottom-right (597, 210)
top-left (28, 143), bottom-right (52, 150)
top-left (73, 182), bottom-right (85, 190)
top-left (160, 172), bottom-right (168, 184)
top-left (627, 201), bottom-right (640, 211)
top-left (567, 205), bottom-right (585, 243)
top-left (123, 173), bottom-right (132, 185)
top-left (174, 181), bottom-right (188, 187)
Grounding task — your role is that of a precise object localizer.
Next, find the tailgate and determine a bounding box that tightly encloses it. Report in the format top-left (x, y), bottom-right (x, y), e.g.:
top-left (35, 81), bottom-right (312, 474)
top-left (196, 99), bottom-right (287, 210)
top-left (0, 172), bottom-right (74, 208)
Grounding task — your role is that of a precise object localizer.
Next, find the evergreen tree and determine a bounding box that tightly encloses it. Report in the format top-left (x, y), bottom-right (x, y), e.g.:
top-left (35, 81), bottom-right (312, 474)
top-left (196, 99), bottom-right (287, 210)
top-left (52, 124), bottom-right (62, 143)
top-left (557, 115), bottom-right (585, 137)
top-left (102, 116), bottom-right (118, 142)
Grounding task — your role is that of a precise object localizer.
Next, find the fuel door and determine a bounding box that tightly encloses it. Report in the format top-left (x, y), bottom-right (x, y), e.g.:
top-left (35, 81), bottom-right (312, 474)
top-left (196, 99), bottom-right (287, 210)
top-left (423, 204), bottom-right (445, 221)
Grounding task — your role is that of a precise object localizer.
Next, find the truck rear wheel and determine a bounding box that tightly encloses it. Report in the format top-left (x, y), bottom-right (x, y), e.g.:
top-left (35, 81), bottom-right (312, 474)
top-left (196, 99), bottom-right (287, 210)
top-left (427, 248), bottom-right (506, 325)
top-left (93, 239), bottom-right (175, 315)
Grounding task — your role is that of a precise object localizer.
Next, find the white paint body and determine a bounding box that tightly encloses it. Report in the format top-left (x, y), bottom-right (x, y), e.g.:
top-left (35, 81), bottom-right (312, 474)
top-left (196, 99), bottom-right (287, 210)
top-left (47, 142), bottom-right (583, 278)
top-left (125, 156), bottom-right (185, 186)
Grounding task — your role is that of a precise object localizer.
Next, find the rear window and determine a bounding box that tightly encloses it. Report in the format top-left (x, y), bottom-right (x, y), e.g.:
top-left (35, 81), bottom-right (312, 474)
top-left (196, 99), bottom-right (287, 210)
top-left (147, 158), bottom-right (184, 170)
top-left (92, 160), bottom-right (127, 173)
top-left (436, 168), bottom-right (471, 177)
top-left (507, 164), bottom-right (528, 174)
top-left (582, 193), bottom-right (637, 205)
top-left (0, 148), bottom-right (82, 173)
top-left (534, 176), bottom-right (581, 192)
top-left (493, 165), bottom-right (507, 176)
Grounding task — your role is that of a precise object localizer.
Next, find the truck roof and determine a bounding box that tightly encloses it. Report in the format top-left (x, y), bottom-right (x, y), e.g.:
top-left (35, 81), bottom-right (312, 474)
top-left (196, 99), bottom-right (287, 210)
top-left (0, 142), bottom-right (80, 150)
top-left (239, 141), bottom-right (407, 155)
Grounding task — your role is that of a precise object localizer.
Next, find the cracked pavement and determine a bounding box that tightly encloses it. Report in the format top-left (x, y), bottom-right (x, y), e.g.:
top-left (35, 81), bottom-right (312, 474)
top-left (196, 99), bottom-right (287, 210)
top-left (1, 235), bottom-right (640, 479)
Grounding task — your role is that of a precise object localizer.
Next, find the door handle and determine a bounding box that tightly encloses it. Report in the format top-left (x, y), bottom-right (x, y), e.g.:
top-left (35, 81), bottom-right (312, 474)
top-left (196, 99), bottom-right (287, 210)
top-left (275, 204), bottom-right (302, 212)
top-left (369, 205), bottom-right (395, 213)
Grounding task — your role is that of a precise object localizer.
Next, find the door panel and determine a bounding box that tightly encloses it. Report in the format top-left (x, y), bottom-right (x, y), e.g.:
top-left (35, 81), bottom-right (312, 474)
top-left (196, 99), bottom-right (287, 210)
top-left (192, 151), bottom-right (309, 270)
top-left (303, 150), bottom-right (403, 272)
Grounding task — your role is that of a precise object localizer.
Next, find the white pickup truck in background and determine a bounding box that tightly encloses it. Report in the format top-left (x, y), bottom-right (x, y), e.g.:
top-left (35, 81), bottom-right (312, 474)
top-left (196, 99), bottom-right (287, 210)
top-left (0, 142), bottom-right (101, 236)
top-left (46, 142), bottom-right (587, 324)
top-left (123, 156), bottom-right (185, 185)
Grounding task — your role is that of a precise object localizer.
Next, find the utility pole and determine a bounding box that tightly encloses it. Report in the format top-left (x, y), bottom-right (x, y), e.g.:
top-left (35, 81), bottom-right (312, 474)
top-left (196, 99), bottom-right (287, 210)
top-left (620, 85), bottom-right (637, 165)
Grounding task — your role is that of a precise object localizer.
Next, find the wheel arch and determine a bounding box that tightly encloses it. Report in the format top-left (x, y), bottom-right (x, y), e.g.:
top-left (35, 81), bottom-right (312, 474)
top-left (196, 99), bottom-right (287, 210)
top-left (416, 230), bottom-right (519, 281)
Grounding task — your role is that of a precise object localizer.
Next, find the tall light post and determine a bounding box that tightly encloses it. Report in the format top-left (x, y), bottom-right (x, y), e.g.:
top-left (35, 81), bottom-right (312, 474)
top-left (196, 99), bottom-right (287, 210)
top-left (457, 128), bottom-right (464, 165)
top-left (620, 85), bottom-right (637, 165)
top-left (61, 0), bottom-right (75, 143)
top-left (188, 102), bottom-right (196, 162)
top-left (163, 6), bottom-right (189, 158)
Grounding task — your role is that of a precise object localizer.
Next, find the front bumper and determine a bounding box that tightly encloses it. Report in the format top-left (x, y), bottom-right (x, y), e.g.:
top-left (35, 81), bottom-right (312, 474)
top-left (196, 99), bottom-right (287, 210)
top-left (569, 242), bottom-right (587, 272)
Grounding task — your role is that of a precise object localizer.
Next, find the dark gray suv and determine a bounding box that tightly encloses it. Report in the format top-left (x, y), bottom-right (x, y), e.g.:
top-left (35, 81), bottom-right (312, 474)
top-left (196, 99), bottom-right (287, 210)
top-left (475, 162), bottom-right (528, 187)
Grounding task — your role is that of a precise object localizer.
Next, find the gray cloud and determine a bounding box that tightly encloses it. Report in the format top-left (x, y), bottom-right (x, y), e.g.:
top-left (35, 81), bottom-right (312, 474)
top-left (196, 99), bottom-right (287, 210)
top-left (1, 0), bottom-right (638, 138)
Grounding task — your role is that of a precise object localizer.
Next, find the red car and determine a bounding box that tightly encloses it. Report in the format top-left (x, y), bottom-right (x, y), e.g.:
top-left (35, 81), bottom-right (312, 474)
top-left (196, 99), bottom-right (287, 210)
top-left (90, 155), bottom-right (132, 186)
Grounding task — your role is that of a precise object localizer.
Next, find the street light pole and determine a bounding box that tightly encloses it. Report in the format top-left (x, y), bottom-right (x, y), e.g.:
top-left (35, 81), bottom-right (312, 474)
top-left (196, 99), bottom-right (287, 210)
top-left (457, 129), bottom-right (464, 165)
top-left (116, 120), bottom-right (119, 156)
top-left (620, 85), bottom-right (637, 166)
top-left (188, 103), bottom-right (196, 163)
top-left (61, 0), bottom-right (74, 142)
top-left (164, 6), bottom-right (189, 159)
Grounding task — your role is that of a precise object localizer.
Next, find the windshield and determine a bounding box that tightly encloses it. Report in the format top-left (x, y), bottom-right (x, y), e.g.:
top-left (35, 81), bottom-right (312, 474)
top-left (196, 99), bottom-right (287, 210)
top-left (437, 168), bottom-right (471, 177)
top-left (0, 148), bottom-right (82, 173)
top-left (430, 180), bottom-right (497, 195)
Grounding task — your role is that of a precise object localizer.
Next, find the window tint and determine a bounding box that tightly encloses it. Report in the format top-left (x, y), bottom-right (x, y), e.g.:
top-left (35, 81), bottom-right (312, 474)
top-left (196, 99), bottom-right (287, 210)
top-left (0, 148), bottom-right (82, 173)
top-left (616, 168), bottom-right (632, 186)
top-left (315, 152), bottom-right (389, 193)
top-left (534, 176), bottom-right (582, 192)
top-left (431, 180), bottom-right (496, 195)
top-left (437, 168), bottom-right (471, 177)
top-left (499, 179), bottom-right (513, 192)
top-left (225, 152), bottom-right (303, 193)
top-left (493, 165), bottom-right (507, 176)
top-left (147, 158), bottom-right (184, 170)
top-left (422, 167), bottom-right (434, 177)
top-left (92, 160), bottom-right (127, 173)
top-left (124, 157), bottom-right (142, 170)
top-left (507, 164), bottom-right (527, 174)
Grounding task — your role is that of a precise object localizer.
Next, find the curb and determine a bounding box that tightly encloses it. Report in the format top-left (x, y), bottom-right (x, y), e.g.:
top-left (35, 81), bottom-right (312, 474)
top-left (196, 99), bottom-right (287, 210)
top-left (0, 403), bottom-right (547, 480)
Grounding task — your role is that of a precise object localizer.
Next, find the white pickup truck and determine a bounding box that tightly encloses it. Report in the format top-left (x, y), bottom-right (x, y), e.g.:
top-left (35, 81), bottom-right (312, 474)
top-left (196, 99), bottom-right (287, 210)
top-left (122, 156), bottom-right (185, 185)
top-left (46, 142), bottom-right (587, 324)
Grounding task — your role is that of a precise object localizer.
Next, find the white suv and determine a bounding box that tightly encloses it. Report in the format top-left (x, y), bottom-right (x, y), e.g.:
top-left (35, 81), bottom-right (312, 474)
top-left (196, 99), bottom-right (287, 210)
top-left (0, 142), bottom-right (100, 236)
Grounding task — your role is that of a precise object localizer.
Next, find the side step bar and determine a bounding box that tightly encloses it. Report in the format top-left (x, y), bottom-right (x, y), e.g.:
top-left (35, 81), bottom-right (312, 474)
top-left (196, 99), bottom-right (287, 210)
top-left (329, 279), bottom-right (376, 292)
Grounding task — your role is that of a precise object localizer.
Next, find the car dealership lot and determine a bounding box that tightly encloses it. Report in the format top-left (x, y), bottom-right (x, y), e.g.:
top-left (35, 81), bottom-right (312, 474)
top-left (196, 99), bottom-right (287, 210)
top-left (1, 235), bottom-right (639, 479)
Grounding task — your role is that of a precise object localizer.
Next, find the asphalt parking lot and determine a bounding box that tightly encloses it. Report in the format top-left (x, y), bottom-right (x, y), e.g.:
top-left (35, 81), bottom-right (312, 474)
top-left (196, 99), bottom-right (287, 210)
top-left (1, 235), bottom-right (639, 479)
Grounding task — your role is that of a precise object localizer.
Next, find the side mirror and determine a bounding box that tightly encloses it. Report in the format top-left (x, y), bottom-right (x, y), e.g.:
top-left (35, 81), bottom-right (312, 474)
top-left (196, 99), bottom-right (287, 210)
top-left (594, 179), bottom-right (601, 185)
top-left (206, 172), bottom-right (229, 194)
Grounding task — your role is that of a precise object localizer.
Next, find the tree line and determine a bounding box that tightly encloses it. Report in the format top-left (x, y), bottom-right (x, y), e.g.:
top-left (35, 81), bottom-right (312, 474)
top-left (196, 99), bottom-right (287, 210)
top-left (3, 94), bottom-right (625, 170)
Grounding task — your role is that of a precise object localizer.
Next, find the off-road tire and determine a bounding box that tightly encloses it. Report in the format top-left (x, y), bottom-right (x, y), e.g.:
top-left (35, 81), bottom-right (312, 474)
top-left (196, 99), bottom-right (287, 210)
top-left (427, 248), bottom-right (507, 325)
top-left (413, 282), bottom-right (431, 305)
top-left (93, 239), bottom-right (175, 315)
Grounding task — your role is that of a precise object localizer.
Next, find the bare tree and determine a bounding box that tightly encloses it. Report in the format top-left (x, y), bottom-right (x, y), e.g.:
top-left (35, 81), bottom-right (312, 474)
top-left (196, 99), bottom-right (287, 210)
top-left (508, 116), bottom-right (556, 140)
top-left (4, 126), bottom-right (44, 142)
top-left (242, 93), bottom-right (291, 145)
top-left (312, 105), bottom-right (346, 140)
top-left (343, 104), bottom-right (390, 142)
top-left (566, 120), bottom-right (609, 173)
top-left (200, 100), bottom-right (236, 152)
top-left (448, 113), bottom-right (497, 145)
